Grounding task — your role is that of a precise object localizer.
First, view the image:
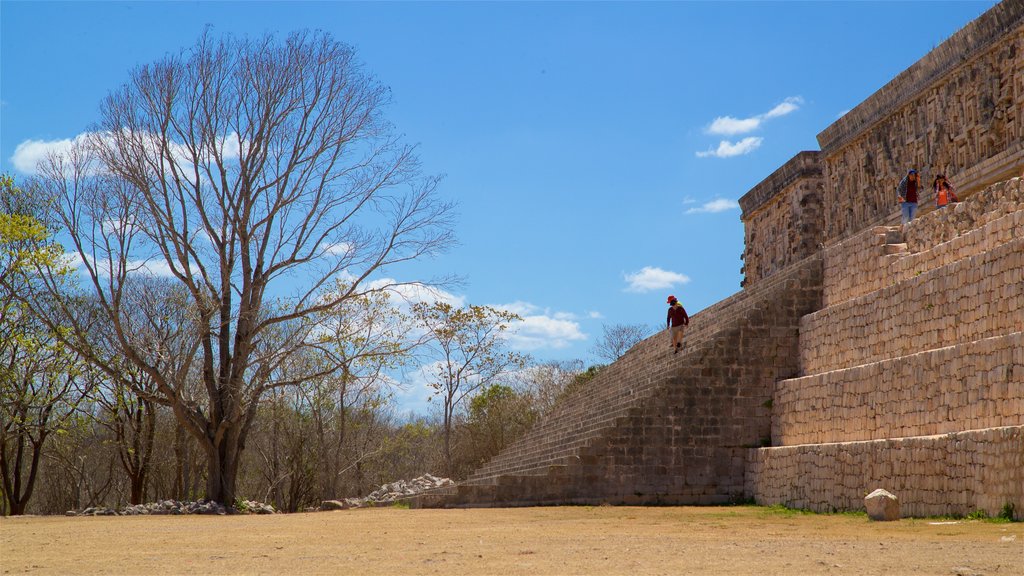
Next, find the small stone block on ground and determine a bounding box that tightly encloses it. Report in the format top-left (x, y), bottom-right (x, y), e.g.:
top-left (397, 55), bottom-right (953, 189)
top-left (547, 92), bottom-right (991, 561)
top-left (865, 488), bottom-right (900, 521)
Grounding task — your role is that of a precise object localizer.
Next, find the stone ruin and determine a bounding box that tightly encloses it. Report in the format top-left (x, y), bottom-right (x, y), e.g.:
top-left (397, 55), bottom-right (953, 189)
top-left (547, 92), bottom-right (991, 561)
top-left (414, 0), bottom-right (1024, 519)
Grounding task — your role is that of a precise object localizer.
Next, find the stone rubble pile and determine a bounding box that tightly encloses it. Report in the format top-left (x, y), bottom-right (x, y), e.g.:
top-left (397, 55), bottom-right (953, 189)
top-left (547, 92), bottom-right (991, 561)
top-left (66, 498), bottom-right (275, 516)
top-left (321, 474), bottom-right (454, 510)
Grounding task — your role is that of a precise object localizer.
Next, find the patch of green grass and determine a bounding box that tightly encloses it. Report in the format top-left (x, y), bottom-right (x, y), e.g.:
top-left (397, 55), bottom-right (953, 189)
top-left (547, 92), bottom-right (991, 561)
top-left (389, 500), bottom-right (411, 510)
top-left (759, 504), bottom-right (816, 517)
top-left (998, 502), bottom-right (1017, 522)
top-left (755, 503), bottom-right (866, 519)
top-left (918, 505), bottom-right (1017, 524)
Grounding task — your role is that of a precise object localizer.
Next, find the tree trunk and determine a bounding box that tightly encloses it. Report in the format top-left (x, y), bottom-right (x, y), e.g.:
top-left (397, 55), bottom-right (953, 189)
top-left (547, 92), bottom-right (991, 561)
top-left (206, 441), bottom-right (241, 506)
top-left (129, 474), bottom-right (145, 506)
top-left (0, 432), bottom-right (44, 516)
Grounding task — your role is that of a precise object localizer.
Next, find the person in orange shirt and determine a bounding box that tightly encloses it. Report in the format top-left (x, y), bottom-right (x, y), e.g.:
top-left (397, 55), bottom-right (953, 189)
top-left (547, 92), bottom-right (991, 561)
top-left (933, 174), bottom-right (958, 208)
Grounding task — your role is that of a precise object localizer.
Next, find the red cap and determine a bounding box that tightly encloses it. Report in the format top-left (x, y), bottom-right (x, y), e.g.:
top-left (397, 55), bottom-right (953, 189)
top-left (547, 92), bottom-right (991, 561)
top-left (667, 295), bottom-right (676, 303)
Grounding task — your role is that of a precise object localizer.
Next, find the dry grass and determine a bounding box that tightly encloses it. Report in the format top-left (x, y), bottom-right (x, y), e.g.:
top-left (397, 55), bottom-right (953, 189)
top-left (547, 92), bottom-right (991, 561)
top-left (2, 506), bottom-right (1021, 575)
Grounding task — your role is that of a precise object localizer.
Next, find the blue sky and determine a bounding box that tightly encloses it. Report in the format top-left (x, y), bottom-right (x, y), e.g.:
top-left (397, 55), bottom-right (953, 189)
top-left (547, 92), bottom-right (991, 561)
top-left (0, 1), bottom-right (997, 414)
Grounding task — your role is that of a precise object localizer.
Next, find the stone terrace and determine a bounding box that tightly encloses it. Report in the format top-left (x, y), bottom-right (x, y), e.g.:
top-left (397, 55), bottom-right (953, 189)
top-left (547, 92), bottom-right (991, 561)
top-left (747, 177), bottom-right (1024, 518)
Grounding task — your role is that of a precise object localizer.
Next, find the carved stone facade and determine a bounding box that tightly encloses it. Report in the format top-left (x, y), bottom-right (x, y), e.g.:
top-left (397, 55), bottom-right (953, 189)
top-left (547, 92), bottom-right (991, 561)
top-left (739, 151), bottom-right (823, 287)
top-left (816, 0), bottom-right (1024, 243)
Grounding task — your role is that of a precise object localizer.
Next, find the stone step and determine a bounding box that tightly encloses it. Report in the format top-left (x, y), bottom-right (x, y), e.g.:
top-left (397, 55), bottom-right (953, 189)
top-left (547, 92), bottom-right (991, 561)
top-left (882, 242), bottom-right (907, 255)
top-left (774, 332), bottom-right (1024, 445)
top-left (453, 257), bottom-right (822, 507)
top-left (746, 426), bottom-right (1024, 519)
top-left (884, 227), bottom-right (904, 244)
top-left (801, 234), bottom-right (1024, 375)
top-left (823, 201), bottom-right (1022, 308)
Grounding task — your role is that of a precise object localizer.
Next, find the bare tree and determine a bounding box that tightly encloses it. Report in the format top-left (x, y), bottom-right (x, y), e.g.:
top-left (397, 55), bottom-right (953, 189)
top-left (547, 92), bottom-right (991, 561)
top-left (413, 302), bottom-right (525, 477)
top-left (513, 359), bottom-right (586, 414)
top-left (591, 323), bottom-right (653, 363)
top-left (28, 31), bottom-right (454, 504)
top-left (307, 287), bottom-right (414, 499)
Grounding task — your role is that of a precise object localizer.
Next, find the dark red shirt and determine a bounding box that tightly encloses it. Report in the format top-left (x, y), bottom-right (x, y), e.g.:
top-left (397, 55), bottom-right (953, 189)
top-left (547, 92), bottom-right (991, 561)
top-left (905, 179), bottom-right (918, 203)
top-left (667, 304), bottom-right (689, 327)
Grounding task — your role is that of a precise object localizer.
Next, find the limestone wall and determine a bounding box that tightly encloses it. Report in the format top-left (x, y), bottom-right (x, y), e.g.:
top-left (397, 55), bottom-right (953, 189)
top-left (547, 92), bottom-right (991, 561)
top-left (904, 177), bottom-right (1023, 252)
top-left (746, 426), bottom-right (1024, 518)
top-left (816, 2), bottom-right (1024, 243)
top-left (739, 152), bottom-right (824, 287)
top-left (800, 235), bottom-right (1024, 375)
top-left (774, 332), bottom-right (1024, 446)
top-left (823, 178), bottom-right (1023, 307)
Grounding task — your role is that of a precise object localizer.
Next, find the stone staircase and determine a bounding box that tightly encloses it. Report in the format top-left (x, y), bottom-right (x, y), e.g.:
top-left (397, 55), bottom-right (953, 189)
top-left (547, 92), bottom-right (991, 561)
top-left (419, 255), bottom-right (823, 507)
top-left (746, 177), bottom-right (1024, 518)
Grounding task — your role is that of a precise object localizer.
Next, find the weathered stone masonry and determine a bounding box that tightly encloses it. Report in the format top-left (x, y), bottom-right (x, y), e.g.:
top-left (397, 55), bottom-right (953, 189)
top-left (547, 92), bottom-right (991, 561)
top-left (739, 151), bottom-right (823, 288)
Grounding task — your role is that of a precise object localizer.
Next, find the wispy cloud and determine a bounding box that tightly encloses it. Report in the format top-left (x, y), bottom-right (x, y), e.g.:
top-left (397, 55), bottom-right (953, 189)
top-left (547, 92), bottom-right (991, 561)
top-left (624, 266), bottom-right (690, 293)
top-left (707, 117), bottom-right (760, 136)
top-left (705, 96), bottom-right (804, 136)
top-left (11, 131), bottom-right (244, 177)
top-left (492, 301), bottom-right (587, 351)
top-left (762, 97), bottom-right (803, 119)
top-left (360, 276), bottom-right (467, 310)
top-left (697, 97), bottom-right (802, 159)
top-left (685, 198), bottom-right (739, 214)
top-left (696, 137), bottom-right (763, 158)
top-left (11, 135), bottom-right (88, 174)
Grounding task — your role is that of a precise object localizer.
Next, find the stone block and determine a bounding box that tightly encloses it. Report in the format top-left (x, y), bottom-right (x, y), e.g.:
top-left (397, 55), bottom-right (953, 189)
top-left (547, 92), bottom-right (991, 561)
top-left (865, 489), bottom-right (901, 521)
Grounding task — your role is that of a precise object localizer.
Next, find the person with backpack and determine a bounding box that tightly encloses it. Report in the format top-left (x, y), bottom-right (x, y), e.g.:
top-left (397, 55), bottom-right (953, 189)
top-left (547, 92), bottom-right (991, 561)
top-left (933, 174), bottom-right (958, 208)
top-left (896, 169), bottom-right (920, 225)
top-left (666, 295), bottom-right (690, 354)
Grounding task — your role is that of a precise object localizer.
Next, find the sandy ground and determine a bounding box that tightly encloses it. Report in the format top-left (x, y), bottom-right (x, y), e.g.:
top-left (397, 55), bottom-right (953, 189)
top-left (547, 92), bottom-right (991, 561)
top-left (1, 506), bottom-right (1021, 575)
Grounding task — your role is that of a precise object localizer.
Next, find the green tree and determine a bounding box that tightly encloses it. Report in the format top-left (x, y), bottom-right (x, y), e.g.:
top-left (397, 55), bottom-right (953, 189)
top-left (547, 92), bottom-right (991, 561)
top-left (458, 383), bottom-right (537, 472)
top-left (0, 175), bottom-right (87, 516)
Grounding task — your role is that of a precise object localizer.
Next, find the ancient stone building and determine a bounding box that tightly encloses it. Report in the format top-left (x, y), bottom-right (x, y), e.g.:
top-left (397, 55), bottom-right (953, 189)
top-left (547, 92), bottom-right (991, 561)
top-left (818, 0), bottom-right (1023, 242)
top-left (419, 0), bottom-right (1024, 518)
top-left (739, 151), bottom-right (823, 287)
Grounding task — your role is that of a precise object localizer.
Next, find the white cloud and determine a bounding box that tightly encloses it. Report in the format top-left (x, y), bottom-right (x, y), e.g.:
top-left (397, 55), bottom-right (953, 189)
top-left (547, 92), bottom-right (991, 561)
top-left (495, 300), bottom-right (540, 317)
top-left (705, 96), bottom-right (803, 137)
top-left (624, 266), bottom-right (691, 293)
top-left (762, 96), bottom-right (804, 119)
top-left (707, 116), bottom-right (761, 136)
top-left (587, 311), bottom-right (604, 319)
top-left (323, 242), bottom-right (353, 256)
top-left (11, 135), bottom-right (87, 174)
top-left (360, 277), bottom-right (467, 309)
top-left (11, 130), bottom-right (243, 177)
top-left (685, 198), bottom-right (740, 214)
top-left (696, 137), bottom-right (763, 158)
top-left (505, 313), bottom-right (587, 351)
top-left (491, 301), bottom-right (587, 351)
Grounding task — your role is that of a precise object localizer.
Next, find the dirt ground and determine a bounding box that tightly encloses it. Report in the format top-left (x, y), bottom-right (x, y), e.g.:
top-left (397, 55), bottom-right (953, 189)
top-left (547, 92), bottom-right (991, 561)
top-left (1, 506), bottom-right (1021, 575)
